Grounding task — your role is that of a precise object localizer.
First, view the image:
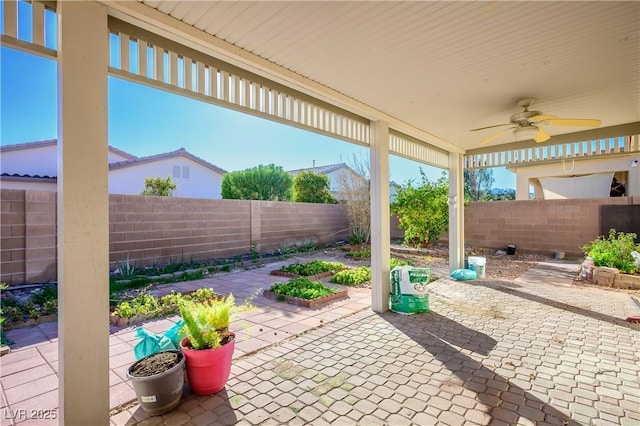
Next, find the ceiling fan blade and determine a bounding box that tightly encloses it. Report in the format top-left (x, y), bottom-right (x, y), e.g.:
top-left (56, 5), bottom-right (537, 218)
top-left (543, 118), bottom-right (601, 127)
top-left (470, 123), bottom-right (511, 132)
top-left (478, 128), bottom-right (513, 146)
top-left (534, 127), bottom-right (550, 143)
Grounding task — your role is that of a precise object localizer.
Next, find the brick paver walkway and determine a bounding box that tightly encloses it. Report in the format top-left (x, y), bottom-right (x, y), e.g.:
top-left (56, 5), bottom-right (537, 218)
top-left (109, 261), bottom-right (639, 426)
top-left (2, 259), bottom-right (639, 425)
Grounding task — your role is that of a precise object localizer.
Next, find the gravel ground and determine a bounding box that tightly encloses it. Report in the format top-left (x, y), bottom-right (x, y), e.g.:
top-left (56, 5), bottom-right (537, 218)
top-left (275, 244), bottom-right (554, 282)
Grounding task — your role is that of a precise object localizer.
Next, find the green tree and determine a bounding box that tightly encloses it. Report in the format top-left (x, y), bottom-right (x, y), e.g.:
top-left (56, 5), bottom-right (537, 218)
top-left (141, 176), bottom-right (177, 196)
top-left (482, 188), bottom-right (516, 201)
top-left (390, 170), bottom-right (449, 247)
top-left (293, 171), bottom-right (334, 203)
top-left (221, 164), bottom-right (293, 201)
top-left (464, 168), bottom-right (494, 201)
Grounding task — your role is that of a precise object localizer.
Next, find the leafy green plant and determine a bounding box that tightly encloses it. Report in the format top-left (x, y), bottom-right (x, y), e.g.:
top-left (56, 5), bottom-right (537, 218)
top-left (221, 164), bottom-right (293, 201)
top-left (251, 241), bottom-right (259, 261)
top-left (391, 170), bottom-right (449, 247)
top-left (270, 278), bottom-right (336, 300)
top-left (115, 255), bottom-right (138, 279)
top-left (0, 283), bottom-right (13, 346)
top-left (112, 301), bottom-right (135, 319)
top-left (582, 229), bottom-right (640, 274)
top-left (293, 171), bottom-right (334, 204)
top-left (349, 230), bottom-right (367, 246)
top-left (141, 175), bottom-right (177, 196)
top-left (31, 285), bottom-right (57, 306)
top-left (346, 247), bottom-right (371, 259)
top-left (390, 258), bottom-right (413, 269)
top-left (278, 260), bottom-right (345, 276)
top-left (330, 266), bottom-right (372, 286)
top-left (179, 294), bottom-right (255, 350)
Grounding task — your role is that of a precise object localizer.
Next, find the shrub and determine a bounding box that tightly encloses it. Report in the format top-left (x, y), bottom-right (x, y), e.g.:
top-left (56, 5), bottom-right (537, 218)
top-left (221, 164), bottom-right (293, 201)
top-left (293, 171), bottom-right (334, 203)
top-left (582, 229), bottom-right (640, 274)
top-left (141, 176), bottom-right (177, 196)
top-left (391, 170), bottom-right (449, 247)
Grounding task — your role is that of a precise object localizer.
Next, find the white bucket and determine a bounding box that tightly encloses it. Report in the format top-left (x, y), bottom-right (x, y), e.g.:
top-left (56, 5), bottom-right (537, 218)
top-left (467, 256), bottom-right (486, 278)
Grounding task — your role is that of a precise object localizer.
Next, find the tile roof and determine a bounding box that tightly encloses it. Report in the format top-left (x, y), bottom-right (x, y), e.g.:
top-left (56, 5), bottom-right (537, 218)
top-left (0, 173), bottom-right (57, 181)
top-left (288, 163), bottom-right (348, 176)
top-left (0, 139), bottom-right (138, 160)
top-left (1, 141), bottom-right (226, 175)
top-left (108, 148), bottom-right (227, 174)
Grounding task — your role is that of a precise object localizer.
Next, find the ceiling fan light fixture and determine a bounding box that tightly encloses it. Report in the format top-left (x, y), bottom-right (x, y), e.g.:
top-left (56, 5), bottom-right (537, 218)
top-left (513, 126), bottom-right (539, 141)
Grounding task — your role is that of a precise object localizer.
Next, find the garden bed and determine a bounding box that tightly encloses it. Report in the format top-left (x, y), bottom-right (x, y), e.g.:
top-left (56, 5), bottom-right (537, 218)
top-left (263, 289), bottom-right (349, 308)
top-left (270, 269), bottom-right (338, 280)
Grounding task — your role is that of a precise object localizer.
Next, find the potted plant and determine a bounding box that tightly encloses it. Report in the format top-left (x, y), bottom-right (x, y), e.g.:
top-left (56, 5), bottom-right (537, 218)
top-left (179, 294), bottom-right (254, 395)
top-left (126, 350), bottom-right (185, 416)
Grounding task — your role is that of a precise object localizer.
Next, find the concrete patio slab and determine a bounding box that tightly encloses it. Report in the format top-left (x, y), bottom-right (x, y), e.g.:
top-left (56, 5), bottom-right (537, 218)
top-left (1, 259), bottom-right (639, 425)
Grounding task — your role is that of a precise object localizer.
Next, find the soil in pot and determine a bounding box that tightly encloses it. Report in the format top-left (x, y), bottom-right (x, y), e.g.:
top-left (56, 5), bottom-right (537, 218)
top-left (127, 350), bottom-right (185, 416)
top-left (129, 351), bottom-right (181, 377)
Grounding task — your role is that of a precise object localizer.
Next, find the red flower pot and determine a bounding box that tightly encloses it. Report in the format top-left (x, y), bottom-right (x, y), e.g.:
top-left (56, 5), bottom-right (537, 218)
top-left (180, 332), bottom-right (235, 395)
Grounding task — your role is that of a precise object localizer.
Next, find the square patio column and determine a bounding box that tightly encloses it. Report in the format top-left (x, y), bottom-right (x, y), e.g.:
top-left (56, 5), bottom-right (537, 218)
top-left (57, 2), bottom-right (110, 424)
top-left (370, 121), bottom-right (390, 312)
top-left (448, 152), bottom-right (465, 271)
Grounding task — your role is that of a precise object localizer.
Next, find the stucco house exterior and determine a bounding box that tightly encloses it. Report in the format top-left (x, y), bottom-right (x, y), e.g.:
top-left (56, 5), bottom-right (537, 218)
top-left (0, 140), bottom-right (226, 198)
top-left (507, 137), bottom-right (640, 200)
top-left (288, 162), bottom-right (398, 201)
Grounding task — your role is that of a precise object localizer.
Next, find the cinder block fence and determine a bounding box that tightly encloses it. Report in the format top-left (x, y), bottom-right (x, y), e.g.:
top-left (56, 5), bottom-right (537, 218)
top-left (2, 189), bottom-right (637, 285)
top-left (1, 189), bottom-right (350, 285)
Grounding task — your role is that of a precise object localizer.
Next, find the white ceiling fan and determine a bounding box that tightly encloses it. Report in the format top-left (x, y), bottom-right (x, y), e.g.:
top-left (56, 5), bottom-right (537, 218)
top-left (471, 98), bottom-right (602, 146)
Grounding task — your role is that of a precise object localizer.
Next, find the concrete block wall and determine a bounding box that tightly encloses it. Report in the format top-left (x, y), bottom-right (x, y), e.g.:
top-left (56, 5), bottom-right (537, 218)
top-left (1, 189), bottom-right (351, 285)
top-left (258, 201), bottom-right (350, 251)
top-left (462, 197), bottom-right (638, 257)
top-left (1, 189), bottom-right (57, 284)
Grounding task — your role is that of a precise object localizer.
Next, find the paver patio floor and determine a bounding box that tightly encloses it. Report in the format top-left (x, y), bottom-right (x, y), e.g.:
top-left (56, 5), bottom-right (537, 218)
top-left (2, 259), bottom-right (639, 425)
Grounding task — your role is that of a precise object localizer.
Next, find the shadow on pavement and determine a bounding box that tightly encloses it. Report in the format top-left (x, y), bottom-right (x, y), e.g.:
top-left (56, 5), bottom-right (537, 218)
top-left (479, 280), bottom-right (639, 330)
top-left (382, 310), bottom-right (580, 425)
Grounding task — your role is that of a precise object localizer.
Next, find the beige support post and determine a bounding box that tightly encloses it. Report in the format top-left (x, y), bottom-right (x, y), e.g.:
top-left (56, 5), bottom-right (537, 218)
top-left (370, 121), bottom-right (390, 312)
top-left (515, 172), bottom-right (530, 200)
top-left (628, 135), bottom-right (640, 198)
top-left (448, 152), bottom-right (465, 271)
top-left (57, 2), bottom-right (110, 424)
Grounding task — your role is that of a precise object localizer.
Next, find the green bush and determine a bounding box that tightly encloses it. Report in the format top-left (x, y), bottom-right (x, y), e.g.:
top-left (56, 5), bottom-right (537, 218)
top-left (330, 266), bottom-right (372, 286)
top-left (293, 171), bottom-right (334, 203)
top-left (391, 170), bottom-right (449, 247)
top-left (271, 278), bottom-right (336, 300)
top-left (346, 247), bottom-right (371, 259)
top-left (582, 229), bottom-right (640, 274)
top-left (390, 258), bottom-right (413, 268)
top-left (278, 260), bottom-right (345, 276)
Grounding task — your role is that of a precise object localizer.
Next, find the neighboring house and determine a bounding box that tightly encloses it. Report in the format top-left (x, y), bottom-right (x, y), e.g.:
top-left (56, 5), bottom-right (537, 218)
top-left (288, 163), bottom-right (365, 200)
top-left (0, 140), bottom-right (227, 198)
top-left (288, 162), bottom-right (398, 201)
top-left (508, 151), bottom-right (640, 200)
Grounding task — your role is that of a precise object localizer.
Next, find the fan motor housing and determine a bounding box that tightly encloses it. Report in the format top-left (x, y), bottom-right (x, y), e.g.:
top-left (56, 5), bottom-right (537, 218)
top-left (510, 110), bottom-right (542, 125)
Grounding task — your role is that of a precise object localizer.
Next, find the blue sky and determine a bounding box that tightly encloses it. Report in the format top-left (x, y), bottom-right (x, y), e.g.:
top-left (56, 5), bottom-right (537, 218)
top-left (1, 46), bottom-right (515, 189)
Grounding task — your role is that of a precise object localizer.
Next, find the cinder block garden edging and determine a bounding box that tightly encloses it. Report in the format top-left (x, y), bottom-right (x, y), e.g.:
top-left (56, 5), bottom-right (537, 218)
top-left (269, 270), bottom-right (338, 281)
top-left (580, 258), bottom-right (640, 290)
top-left (263, 289), bottom-right (348, 308)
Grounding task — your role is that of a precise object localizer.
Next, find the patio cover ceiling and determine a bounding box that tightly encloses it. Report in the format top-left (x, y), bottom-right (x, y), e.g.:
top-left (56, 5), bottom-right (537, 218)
top-left (112, 1), bottom-right (640, 156)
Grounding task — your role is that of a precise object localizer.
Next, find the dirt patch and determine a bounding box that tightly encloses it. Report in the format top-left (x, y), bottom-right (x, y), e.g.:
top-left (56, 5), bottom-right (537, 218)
top-left (128, 351), bottom-right (181, 377)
